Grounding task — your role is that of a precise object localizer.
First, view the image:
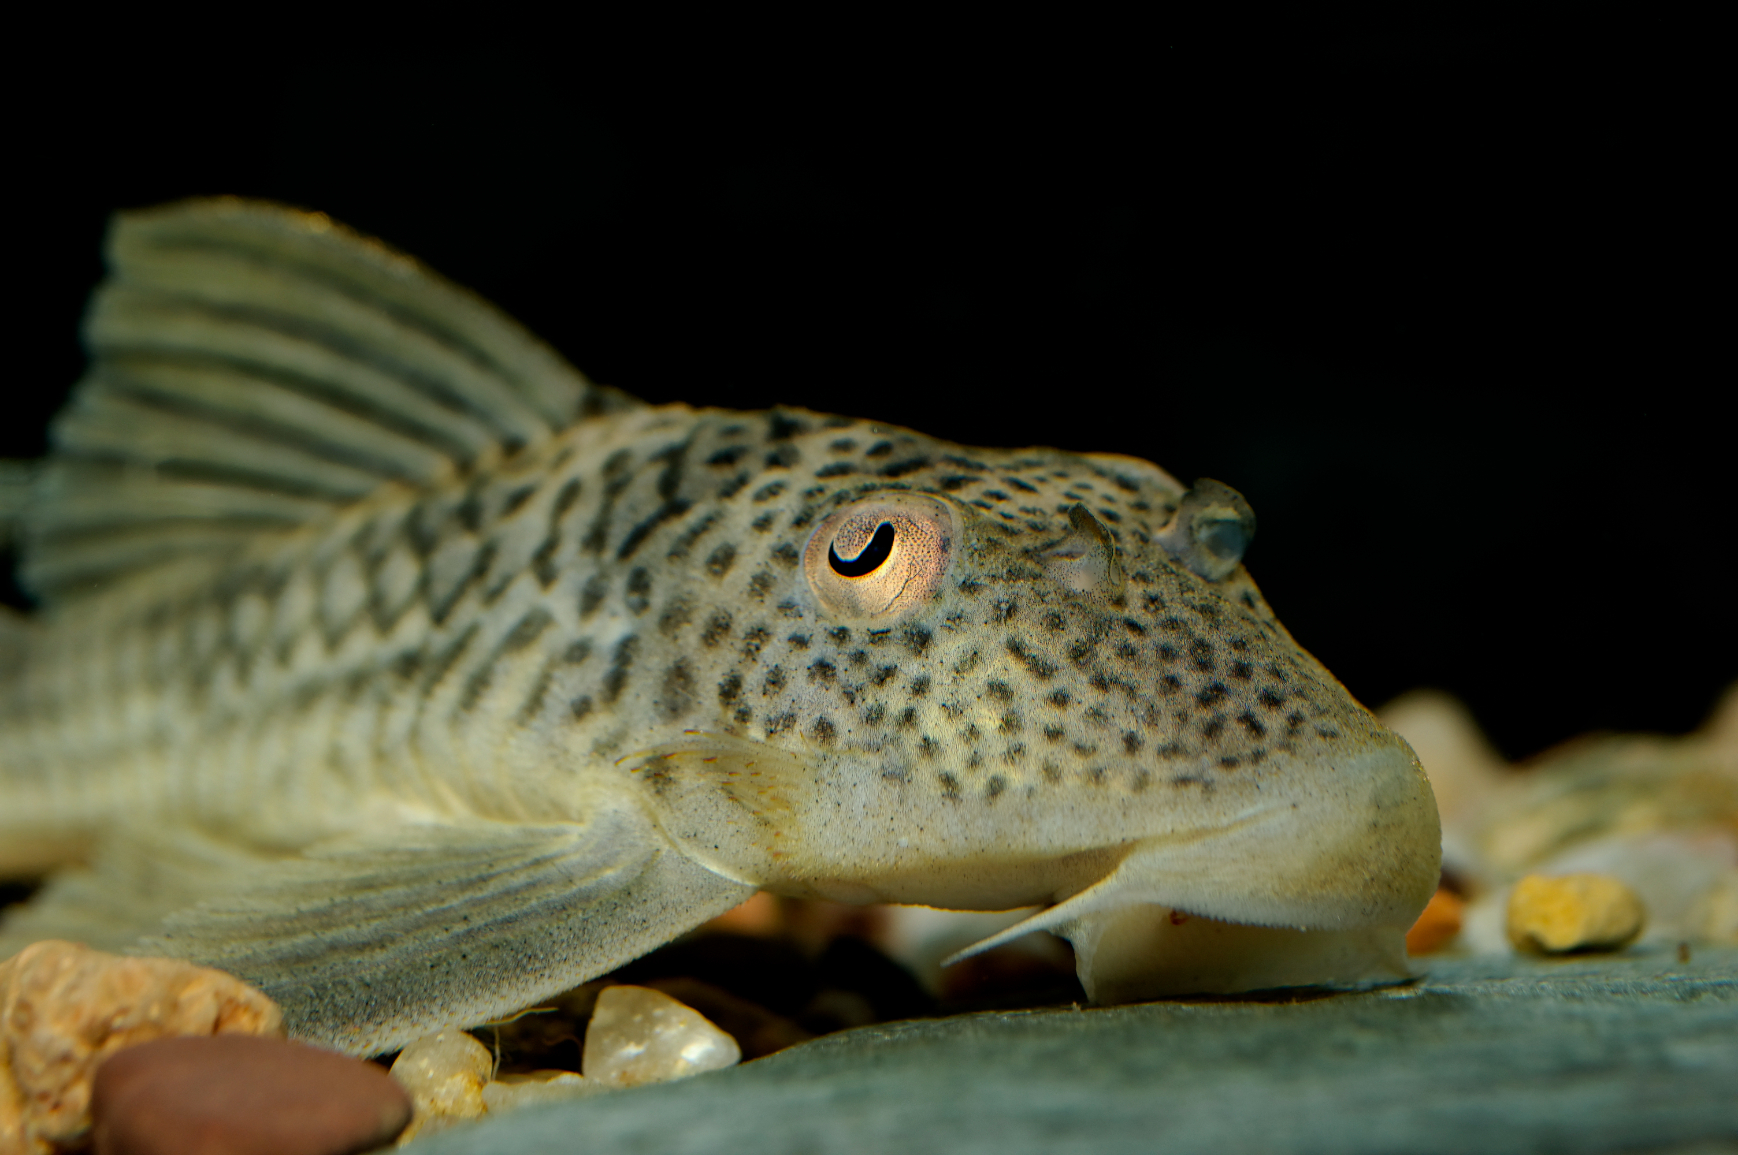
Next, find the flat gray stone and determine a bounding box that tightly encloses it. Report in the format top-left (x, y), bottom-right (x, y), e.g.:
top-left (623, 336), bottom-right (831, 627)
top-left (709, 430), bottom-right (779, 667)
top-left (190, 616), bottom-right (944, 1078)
top-left (413, 945), bottom-right (1738, 1154)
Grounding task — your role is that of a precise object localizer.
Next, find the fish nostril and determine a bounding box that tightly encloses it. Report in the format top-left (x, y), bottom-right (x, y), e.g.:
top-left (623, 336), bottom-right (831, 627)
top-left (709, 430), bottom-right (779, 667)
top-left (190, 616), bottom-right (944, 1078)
top-left (828, 523), bottom-right (895, 577)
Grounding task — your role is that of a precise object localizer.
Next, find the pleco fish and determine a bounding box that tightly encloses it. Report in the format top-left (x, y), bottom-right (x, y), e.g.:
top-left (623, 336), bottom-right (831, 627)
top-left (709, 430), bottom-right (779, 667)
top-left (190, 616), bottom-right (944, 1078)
top-left (0, 200), bottom-right (1440, 1056)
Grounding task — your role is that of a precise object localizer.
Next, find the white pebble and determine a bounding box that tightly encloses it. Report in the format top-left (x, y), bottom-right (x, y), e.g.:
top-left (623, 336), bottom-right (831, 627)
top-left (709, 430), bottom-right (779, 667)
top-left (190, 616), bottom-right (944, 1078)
top-left (582, 985), bottom-right (741, 1088)
top-left (482, 1070), bottom-right (606, 1113)
top-left (390, 1029), bottom-right (492, 1139)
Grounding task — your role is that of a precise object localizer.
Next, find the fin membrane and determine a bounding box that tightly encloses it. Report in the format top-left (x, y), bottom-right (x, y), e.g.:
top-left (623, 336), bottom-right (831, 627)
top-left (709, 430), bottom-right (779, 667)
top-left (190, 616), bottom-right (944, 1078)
top-left (23, 198), bottom-right (630, 600)
top-left (134, 809), bottom-right (754, 1056)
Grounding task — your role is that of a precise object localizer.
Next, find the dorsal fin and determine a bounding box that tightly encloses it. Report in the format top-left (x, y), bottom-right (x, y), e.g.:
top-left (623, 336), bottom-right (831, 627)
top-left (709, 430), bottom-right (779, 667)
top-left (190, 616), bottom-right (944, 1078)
top-left (21, 198), bottom-right (634, 601)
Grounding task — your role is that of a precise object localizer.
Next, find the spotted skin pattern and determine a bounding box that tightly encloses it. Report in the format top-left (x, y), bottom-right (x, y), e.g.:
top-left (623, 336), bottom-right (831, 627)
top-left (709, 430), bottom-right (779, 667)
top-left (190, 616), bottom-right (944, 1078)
top-left (1, 402), bottom-right (1382, 863)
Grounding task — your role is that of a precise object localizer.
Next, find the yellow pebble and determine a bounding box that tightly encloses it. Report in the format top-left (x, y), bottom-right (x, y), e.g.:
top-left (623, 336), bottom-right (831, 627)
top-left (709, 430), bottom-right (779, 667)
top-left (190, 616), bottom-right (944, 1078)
top-left (1506, 873), bottom-right (1646, 954)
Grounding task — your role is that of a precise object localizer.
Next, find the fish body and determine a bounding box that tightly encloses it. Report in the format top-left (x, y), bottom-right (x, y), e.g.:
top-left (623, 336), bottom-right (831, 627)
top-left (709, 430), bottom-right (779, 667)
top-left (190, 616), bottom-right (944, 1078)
top-left (0, 200), bottom-right (1438, 1053)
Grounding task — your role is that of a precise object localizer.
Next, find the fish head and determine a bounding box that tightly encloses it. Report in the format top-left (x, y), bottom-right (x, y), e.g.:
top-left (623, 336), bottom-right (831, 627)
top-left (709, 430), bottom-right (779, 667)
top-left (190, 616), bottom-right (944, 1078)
top-left (616, 415), bottom-right (1439, 994)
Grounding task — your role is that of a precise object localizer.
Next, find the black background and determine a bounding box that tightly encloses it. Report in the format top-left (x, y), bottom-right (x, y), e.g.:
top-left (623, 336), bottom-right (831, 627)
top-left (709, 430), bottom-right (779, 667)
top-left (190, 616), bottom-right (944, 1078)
top-left (6, 36), bottom-right (1730, 761)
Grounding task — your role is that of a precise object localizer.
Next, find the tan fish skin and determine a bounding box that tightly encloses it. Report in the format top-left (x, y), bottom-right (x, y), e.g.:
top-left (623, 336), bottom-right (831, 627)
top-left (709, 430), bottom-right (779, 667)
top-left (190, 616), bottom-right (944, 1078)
top-left (0, 199), bottom-right (1439, 1054)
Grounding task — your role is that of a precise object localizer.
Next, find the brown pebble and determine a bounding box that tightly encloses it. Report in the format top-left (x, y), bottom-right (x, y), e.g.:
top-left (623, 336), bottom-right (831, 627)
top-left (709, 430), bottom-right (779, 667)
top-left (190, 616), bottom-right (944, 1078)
top-left (1, 940), bottom-right (282, 1152)
top-left (91, 1035), bottom-right (410, 1155)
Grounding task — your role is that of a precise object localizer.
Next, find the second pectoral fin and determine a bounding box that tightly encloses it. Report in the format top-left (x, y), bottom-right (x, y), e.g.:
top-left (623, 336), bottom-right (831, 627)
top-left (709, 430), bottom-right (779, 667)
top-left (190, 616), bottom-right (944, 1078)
top-left (615, 731), bottom-right (819, 885)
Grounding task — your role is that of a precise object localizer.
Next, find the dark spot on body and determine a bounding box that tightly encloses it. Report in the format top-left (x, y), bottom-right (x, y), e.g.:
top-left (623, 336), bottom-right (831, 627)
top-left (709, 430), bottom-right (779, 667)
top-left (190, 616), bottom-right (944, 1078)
top-left (706, 543), bottom-right (738, 578)
top-left (625, 568), bottom-right (653, 615)
top-left (659, 661), bottom-right (696, 719)
top-left (702, 611), bottom-right (733, 646)
top-left (602, 635), bottom-right (638, 703)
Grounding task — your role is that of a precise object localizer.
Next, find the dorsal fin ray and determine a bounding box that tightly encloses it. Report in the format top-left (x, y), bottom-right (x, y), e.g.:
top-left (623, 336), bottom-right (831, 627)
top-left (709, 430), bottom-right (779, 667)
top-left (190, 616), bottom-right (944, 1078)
top-left (22, 197), bottom-right (631, 601)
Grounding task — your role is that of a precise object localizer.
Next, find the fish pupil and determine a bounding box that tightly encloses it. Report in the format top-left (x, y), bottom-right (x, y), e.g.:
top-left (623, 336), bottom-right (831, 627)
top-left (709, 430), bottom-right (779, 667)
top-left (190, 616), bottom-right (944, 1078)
top-left (829, 522), bottom-right (896, 577)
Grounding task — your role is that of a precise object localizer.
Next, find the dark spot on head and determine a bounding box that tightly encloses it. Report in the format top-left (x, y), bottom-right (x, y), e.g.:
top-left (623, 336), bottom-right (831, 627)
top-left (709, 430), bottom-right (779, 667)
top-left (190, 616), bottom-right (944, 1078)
top-left (811, 717), bottom-right (837, 744)
top-left (864, 702), bottom-right (886, 725)
top-left (909, 675), bottom-right (931, 697)
top-left (569, 695), bottom-right (593, 721)
top-left (1238, 711), bottom-right (1266, 736)
top-left (1006, 639), bottom-right (1057, 679)
top-left (903, 626), bottom-right (932, 656)
top-left (719, 673), bottom-right (742, 703)
top-left (1122, 732), bottom-right (1143, 754)
top-left (788, 633), bottom-right (811, 649)
top-left (809, 659), bottom-right (836, 682)
top-left (986, 775), bottom-right (1007, 800)
top-left (986, 680), bottom-right (1013, 701)
top-left (828, 627), bottom-right (851, 644)
top-left (1259, 688), bottom-right (1286, 709)
top-left (1231, 661), bottom-right (1253, 681)
top-left (763, 666), bottom-right (787, 695)
top-left (879, 457), bottom-right (930, 478)
top-left (937, 771), bottom-right (961, 799)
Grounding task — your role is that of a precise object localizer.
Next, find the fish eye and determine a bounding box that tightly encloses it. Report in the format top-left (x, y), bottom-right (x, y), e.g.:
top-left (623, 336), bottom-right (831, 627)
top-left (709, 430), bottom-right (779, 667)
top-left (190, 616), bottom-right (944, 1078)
top-left (804, 495), bottom-right (956, 621)
top-left (828, 522), bottom-right (896, 577)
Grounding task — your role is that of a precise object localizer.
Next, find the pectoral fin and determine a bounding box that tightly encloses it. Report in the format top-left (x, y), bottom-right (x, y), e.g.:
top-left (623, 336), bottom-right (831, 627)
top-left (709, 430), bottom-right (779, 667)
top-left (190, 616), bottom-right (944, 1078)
top-left (138, 808), bottom-right (753, 1056)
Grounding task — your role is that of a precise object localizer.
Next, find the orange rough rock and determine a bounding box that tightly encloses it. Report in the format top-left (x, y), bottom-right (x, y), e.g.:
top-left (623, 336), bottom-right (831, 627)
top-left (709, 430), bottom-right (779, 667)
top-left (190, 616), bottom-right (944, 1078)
top-left (1506, 874), bottom-right (1646, 954)
top-left (1405, 888), bottom-right (1465, 955)
top-left (0, 940), bottom-right (282, 1154)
